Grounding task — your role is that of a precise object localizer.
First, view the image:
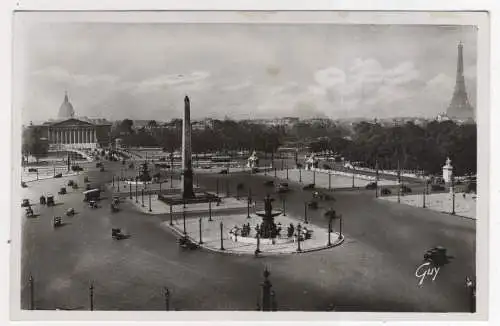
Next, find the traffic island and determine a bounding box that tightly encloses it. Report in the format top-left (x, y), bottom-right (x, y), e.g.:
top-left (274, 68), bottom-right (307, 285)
top-left (162, 213), bottom-right (344, 256)
top-left (124, 192), bottom-right (248, 215)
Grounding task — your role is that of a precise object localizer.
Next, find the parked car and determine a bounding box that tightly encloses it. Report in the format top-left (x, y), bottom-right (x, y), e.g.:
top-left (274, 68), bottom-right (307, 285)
top-left (431, 184), bottom-right (445, 191)
top-left (263, 180), bottom-right (274, 187)
top-left (58, 187), bottom-right (67, 195)
top-left (219, 169), bottom-right (228, 174)
top-left (54, 173), bottom-right (63, 178)
top-left (303, 183), bottom-right (315, 190)
top-left (21, 199), bottom-right (30, 207)
top-left (381, 188), bottom-right (392, 195)
top-left (21, 181), bottom-right (27, 188)
top-left (276, 182), bottom-right (289, 193)
top-left (365, 182), bottom-right (377, 190)
top-left (28, 168), bottom-right (38, 172)
top-left (95, 162), bottom-right (103, 168)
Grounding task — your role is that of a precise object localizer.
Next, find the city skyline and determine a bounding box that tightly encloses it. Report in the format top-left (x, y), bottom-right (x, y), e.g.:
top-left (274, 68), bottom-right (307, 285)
top-left (18, 23), bottom-right (477, 124)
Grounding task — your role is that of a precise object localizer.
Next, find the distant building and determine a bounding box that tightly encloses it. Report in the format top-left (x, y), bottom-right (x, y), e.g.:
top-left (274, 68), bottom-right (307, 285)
top-left (28, 92), bottom-right (112, 150)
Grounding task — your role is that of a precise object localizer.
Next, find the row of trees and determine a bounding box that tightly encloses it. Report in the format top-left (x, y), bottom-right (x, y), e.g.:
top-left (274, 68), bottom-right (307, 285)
top-left (105, 118), bottom-right (479, 177)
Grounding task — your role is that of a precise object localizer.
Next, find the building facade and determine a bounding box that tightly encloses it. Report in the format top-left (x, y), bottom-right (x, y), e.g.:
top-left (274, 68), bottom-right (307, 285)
top-left (31, 92), bottom-right (112, 150)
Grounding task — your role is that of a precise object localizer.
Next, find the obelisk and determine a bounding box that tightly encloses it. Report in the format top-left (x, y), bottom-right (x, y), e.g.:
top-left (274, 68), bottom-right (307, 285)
top-left (182, 95), bottom-right (195, 199)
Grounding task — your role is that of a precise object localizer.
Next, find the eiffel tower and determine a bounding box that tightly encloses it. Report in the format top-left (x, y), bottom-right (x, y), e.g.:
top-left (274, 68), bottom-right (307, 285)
top-left (446, 42), bottom-right (474, 119)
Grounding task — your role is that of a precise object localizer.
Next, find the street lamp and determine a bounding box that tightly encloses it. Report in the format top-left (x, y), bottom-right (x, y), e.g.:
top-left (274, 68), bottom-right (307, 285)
top-left (296, 223), bottom-right (302, 252)
top-left (451, 176), bottom-right (456, 215)
top-left (182, 205), bottom-right (187, 235)
top-left (304, 202), bottom-right (308, 224)
top-left (220, 221), bottom-right (225, 250)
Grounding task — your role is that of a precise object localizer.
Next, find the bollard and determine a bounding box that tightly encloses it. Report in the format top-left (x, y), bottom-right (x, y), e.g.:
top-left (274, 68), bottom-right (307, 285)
top-left (129, 183), bottom-right (132, 199)
top-left (141, 189), bottom-right (145, 207)
top-left (159, 181), bottom-right (162, 194)
top-left (328, 172), bottom-right (331, 191)
top-left (199, 217), bottom-right (203, 244)
top-left (313, 170), bottom-right (316, 185)
top-left (169, 205), bottom-right (173, 226)
top-left (112, 175), bottom-right (115, 188)
top-left (299, 168), bottom-right (302, 183)
top-left (274, 168), bottom-right (277, 178)
top-left (282, 198), bottom-right (286, 216)
top-left (170, 175), bottom-right (173, 188)
top-left (286, 167), bottom-right (289, 180)
top-left (352, 170), bottom-right (355, 188)
top-left (216, 179), bottom-right (219, 196)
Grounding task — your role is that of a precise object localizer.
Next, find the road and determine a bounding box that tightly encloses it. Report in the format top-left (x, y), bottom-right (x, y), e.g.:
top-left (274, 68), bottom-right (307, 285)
top-left (20, 161), bottom-right (475, 311)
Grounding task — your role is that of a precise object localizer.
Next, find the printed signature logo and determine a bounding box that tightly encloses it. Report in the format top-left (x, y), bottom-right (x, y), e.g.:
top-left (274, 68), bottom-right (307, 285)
top-left (415, 262), bottom-right (440, 286)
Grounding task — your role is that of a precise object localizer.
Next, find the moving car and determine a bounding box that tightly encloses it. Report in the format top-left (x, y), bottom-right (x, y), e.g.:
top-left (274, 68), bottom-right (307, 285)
top-left (83, 188), bottom-right (101, 202)
top-left (21, 199), bottom-right (30, 207)
top-left (276, 182), bottom-right (289, 193)
top-left (58, 187), bottom-right (67, 195)
top-left (46, 194), bottom-right (55, 206)
top-left (365, 182), bottom-right (377, 190)
top-left (53, 216), bottom-right (63, 228)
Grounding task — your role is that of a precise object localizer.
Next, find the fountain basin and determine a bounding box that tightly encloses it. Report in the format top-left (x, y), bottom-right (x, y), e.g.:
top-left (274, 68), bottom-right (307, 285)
top-left (255, 210), bottom-right (283, 218)
top-left (229, 234), bottom-right (293, 245)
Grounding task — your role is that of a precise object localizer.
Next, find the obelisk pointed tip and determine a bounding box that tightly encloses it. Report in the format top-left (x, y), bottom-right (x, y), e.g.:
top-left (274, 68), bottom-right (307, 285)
top-left (184, 95), bottom-right (190, 102)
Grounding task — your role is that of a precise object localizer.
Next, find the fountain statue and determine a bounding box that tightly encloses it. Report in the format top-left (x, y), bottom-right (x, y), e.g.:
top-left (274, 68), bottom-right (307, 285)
top-left (247, 150), bottom-right (259, 169)
top-left (255, 194), bottom-right (282, 238)
top-left (305, 153), bottom-right (319, 171)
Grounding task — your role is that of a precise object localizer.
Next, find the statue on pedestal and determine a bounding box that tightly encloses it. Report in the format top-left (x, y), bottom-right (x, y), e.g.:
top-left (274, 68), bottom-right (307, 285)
top-left (442, 157), bottom-right (453, 183)
top-left (305, 154), bottom-right (319, 171)
top-left (247, 150), bottom-right (259, 169)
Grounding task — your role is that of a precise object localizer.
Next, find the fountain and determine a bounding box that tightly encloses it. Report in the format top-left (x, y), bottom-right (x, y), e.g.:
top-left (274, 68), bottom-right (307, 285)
top-left (254, 194), bottom-right (282, 238)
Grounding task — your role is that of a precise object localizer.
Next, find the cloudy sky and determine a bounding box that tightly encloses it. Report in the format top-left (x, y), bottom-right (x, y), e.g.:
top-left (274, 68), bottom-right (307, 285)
top-left (18, 23), bottom-right (477, 123)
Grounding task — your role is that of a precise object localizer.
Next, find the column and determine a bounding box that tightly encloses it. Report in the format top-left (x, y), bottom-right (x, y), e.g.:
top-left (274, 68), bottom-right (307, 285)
top-left (86, 129), bottom-right (89, 143)
top-left (93, 129), bottom-right (97, 143)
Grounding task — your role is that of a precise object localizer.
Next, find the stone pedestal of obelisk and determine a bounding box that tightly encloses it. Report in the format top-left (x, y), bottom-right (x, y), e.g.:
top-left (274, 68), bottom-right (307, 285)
top-left (182, 96), bottom-right (195, 199)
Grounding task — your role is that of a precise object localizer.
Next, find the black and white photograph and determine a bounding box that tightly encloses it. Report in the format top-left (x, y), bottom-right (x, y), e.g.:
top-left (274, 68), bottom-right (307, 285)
top-left (8, 9), bottom-right (491, 321)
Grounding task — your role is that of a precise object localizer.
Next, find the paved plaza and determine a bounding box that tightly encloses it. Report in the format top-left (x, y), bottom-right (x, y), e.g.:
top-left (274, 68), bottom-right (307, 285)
top-left (379, 192), bottom-right (477, 219)
top-left (19, 160), bottom-right (476, 312)
top-left (163, 213), bottom-right (343, 255)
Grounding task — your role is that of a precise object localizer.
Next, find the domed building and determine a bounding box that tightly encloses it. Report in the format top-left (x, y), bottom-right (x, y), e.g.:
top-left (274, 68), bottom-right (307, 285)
top-left (58, 91), bottom-right (75, 119)
top-left (30, 91), bottom-right (112, 151)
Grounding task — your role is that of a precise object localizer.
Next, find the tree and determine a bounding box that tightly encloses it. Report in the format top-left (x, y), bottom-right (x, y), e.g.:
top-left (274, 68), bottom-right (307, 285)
top-left (22, 126), bottom-right (48, 164)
